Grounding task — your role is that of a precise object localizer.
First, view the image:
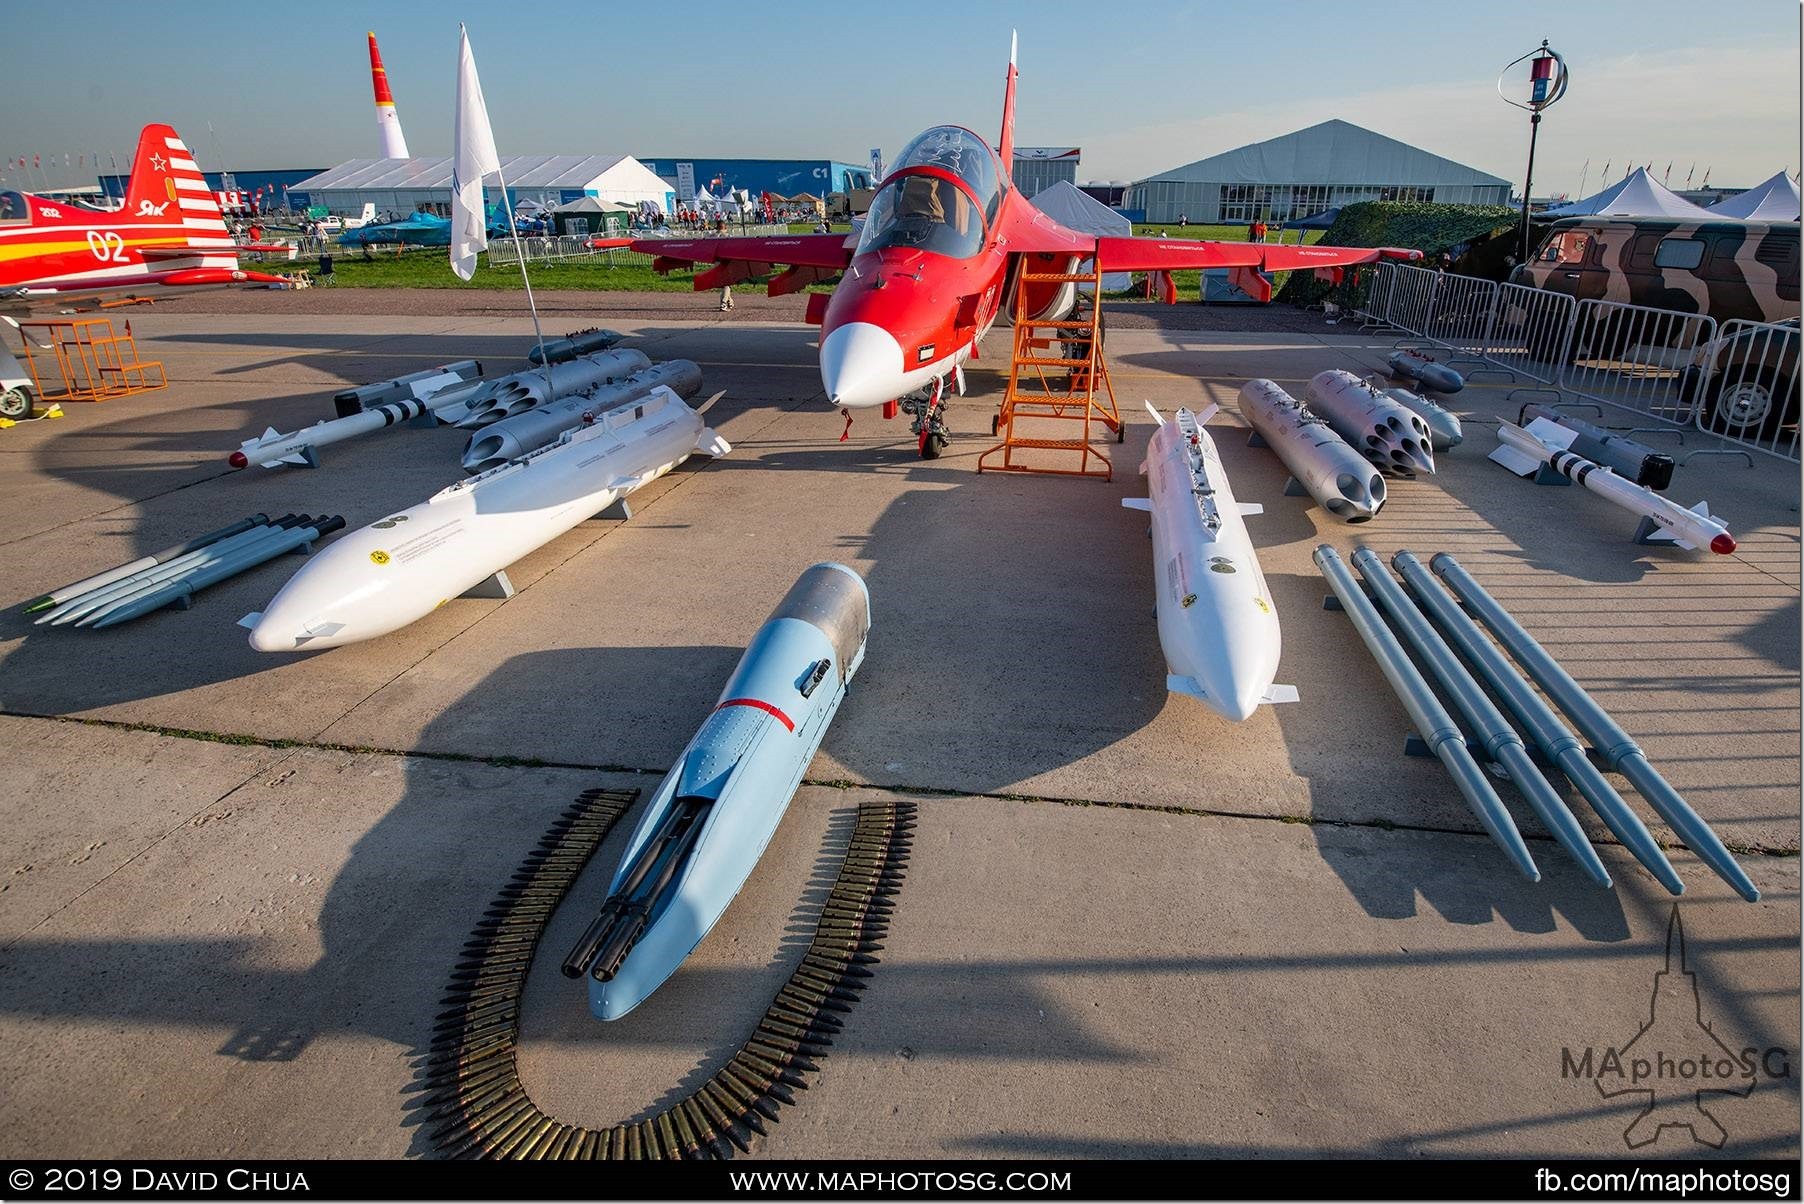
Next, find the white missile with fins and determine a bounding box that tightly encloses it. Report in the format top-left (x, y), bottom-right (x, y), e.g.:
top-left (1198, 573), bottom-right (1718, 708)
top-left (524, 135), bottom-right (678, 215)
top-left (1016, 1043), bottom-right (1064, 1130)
top-left (1491, 421), bottom-right (1737, 554)
top-left (229, 395), bottom-right (446, 470)
top-left (243, 386), bottom-right (730, 650)
top-left (1124, 402), bottom-right (1294, 721)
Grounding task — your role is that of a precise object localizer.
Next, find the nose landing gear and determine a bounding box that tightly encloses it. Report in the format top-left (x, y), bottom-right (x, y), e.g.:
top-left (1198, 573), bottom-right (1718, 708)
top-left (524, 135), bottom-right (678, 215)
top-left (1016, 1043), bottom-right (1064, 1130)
top-left (899, 375), bottom-right (951, 459)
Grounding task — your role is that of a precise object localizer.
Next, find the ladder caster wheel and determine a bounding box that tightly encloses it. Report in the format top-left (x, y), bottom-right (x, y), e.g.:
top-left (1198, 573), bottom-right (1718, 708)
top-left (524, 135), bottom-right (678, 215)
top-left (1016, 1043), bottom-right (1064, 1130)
top-left (990, 414), bottom-right (1000, 436)
top-left (1116, 422), bottom-right (1126, 444)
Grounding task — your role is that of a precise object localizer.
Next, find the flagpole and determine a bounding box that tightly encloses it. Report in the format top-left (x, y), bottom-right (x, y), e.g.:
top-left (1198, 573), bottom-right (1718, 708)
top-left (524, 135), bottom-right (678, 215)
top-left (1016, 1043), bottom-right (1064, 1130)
top-left (490, 159), bottom-right (553, 392)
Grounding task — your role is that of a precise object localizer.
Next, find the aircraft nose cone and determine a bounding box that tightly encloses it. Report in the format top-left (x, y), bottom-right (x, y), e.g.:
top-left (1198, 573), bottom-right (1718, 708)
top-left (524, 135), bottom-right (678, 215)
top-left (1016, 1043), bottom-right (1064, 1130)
top-left (820, 322), bottom-right (904, 408)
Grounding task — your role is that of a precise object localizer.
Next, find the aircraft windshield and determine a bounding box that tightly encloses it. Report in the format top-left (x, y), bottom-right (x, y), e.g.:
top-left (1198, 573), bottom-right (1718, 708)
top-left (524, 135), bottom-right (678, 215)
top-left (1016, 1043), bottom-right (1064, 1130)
top-left (0, 192), bottom-right (28, 224)
top-left (856, 175), bottom-right (984, 259)
top-left (891, 127), bottom-right (1002, 217)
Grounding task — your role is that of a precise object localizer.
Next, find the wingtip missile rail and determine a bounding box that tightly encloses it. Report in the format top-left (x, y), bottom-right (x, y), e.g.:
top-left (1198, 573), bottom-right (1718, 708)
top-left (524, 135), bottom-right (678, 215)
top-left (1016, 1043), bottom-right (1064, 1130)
top-left (1306, 370), bottom-right (1436, 477)
top-left (245, 387), bottom-right (730, 651)
top-left (563, 562), bottom-right (871, 1021)
top-left (1238, 379), bottom-right (1386, 523)
top-left (1491, 421), bottom-right (1736, 554)
top-left (1126, 402), bottom-right (1290, 722)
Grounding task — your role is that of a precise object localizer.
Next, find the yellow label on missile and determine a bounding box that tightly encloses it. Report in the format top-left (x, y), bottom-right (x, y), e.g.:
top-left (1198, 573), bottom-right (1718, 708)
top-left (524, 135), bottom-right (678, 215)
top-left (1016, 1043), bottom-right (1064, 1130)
top-left (370, 550), bottom-right (390, 565)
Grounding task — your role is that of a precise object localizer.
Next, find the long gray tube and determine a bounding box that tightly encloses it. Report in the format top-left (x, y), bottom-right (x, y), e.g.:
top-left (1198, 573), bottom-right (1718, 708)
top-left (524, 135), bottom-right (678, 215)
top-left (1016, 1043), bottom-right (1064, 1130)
top-left (1352, 548), bottom-right (1609, 887)
top-left (1430, 553), bottom-right (1758, 902)
top-left (74, 521), bottom-right (315, 627)
top-left (39, 518), bottom-right (301, 625)
top-left (25, 513), bottom-right (269, 611)
top-left (1314, 545), bottom-right (1540, 881)
top-left (1392, 552), bottom-right (1683, 895)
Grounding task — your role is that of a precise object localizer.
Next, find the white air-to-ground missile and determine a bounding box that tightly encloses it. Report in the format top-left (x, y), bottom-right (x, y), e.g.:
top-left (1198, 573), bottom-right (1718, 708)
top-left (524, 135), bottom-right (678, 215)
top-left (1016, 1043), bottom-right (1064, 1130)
top-left (453, 349), bottom-right (653, 427)
top-left (460, 361), bottom-right (705, 473)
top-left (243, 386), bottom-right (730, 650)
top-left (1380, 384), bottom-right (1463, 450)
top-left (1306, 369), bottom-right (1436, 476)
top-left (1124, 402), bottom-right (1294, 722)
top-left (1491, 421), bottom-right (1737, 554)
top-left (1237, 379), bottom-right (1386, 523)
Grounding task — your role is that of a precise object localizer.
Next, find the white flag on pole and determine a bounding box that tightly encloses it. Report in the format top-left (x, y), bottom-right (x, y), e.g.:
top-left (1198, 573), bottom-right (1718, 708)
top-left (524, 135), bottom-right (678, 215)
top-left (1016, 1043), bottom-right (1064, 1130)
top-left (450, 25), bottom-right (500, 281)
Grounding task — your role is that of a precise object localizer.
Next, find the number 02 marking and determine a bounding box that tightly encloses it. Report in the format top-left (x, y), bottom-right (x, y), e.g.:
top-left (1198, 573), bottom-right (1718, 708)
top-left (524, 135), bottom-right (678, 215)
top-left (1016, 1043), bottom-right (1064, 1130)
top-left (86, 230), bottom-right (128, 262)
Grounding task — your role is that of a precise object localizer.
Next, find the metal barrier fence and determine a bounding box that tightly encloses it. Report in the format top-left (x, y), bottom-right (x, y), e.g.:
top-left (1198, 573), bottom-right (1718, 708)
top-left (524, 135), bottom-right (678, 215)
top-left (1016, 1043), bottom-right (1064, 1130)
top-left (1691, 319), bottom-right (1801, 461)
top-left (1356, 263), bottom-right (1800, 463)
top-left (1560, 299), bottom-right (1716, 425)
top-left (1477, 282), bottom-right (1576, 386)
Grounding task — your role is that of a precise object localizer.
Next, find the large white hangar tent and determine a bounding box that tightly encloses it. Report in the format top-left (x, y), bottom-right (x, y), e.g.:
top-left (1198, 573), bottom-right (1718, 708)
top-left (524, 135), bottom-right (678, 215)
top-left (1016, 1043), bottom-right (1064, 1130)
top-left (1708, 171), bottom-right (1802, 221)
top-left (1029, 181), bottom-right (1133, 290)
top-left (291, 154), bottom-right (675, 217)
top-left (1541, 168), bottom-right (1715, 219)
top-left (1126, 119), bottom-right (1511, 225)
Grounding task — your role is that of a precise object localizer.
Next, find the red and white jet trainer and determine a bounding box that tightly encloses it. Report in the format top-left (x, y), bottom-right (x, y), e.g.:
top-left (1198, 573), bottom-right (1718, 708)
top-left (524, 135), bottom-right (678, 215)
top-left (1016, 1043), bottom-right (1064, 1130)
top-left (0, 122), bottom-right (287, 313)
top-left (637, 37), bottom-right (1420, 457)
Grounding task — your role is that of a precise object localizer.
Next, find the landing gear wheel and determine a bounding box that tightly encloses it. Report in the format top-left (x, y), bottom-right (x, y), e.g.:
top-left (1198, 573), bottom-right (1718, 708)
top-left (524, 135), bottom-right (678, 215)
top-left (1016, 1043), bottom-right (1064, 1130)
top-left (919, 432), bottom-right (948, 460)
top-left (0, 386), bottom-right (31, 421)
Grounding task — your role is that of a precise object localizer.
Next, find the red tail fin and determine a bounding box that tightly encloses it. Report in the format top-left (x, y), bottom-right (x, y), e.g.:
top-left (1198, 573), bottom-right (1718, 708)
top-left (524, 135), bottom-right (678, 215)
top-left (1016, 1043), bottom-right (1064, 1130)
top-left (998, 31), bottom-right (1018, 169)
top-left (122, 125), bottom-right (196, 223)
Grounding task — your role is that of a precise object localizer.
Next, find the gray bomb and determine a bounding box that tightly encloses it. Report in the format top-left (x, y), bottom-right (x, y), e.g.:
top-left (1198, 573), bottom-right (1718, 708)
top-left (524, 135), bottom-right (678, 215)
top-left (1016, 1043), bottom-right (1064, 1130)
top-left (1381, 384), bottom-right (1463, 451)
top-left (1238, 379), bottom-right (1386, 523)
top-left (453, 349), bottom-right (654, 427)
top-left (461, 361), bottom-right (705, 473)
top-left (1306, 369), bottom-right (1436, 476)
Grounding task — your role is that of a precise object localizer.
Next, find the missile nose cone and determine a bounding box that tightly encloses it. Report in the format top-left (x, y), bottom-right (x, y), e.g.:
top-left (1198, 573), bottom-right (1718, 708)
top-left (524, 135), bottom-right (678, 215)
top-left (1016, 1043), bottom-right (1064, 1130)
top-left (1710, 533), bottom-right (1737, 555)
top-left (820, 322), bottom-right (904, 408)
top-left (246, 618), bottom-right (296, 652)
top-left (228, 450), bottom-right (248, 469)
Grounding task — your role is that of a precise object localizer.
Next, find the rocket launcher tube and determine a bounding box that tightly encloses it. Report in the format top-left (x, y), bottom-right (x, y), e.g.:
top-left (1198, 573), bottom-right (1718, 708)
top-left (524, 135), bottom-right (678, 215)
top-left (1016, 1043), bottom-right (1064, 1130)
top-left (1391, 551), bottom-right (1684, 895)
top-left (24, 514), bottom-right (270, 611)
top-left (39, 517), bottom-right (302, 625)
top-left (1352, 547), bottom-right (1610, 887)
top-left (87, 518), bottom-right (346, 629)
top-left (1430, 553), bottom-right (1758, 902)
top-left (1314, 545), bottom-right (1539, 881)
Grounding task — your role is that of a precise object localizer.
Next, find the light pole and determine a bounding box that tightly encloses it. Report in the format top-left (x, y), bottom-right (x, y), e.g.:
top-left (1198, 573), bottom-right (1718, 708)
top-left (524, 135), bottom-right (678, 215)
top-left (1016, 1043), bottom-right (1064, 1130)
top-left (1499, 41), bottom-right (1568, 266)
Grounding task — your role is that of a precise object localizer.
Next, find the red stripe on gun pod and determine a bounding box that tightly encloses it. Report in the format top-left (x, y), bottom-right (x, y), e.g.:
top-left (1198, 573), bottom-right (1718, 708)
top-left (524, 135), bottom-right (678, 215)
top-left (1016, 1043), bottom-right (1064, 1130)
top-left (714, 697), bottom-right (795, 731)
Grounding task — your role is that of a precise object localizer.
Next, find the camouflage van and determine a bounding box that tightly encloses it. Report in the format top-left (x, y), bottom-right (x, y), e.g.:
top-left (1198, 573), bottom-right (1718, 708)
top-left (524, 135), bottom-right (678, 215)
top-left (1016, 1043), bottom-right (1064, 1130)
top-left (1513, 217), bottom-right (1799, 323)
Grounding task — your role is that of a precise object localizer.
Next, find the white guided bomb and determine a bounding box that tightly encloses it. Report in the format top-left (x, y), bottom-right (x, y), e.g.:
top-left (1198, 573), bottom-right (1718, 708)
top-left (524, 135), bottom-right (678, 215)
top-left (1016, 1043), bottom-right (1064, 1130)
top-left (1124, 402), bottom-right (1294, 722)
top-left (243, 386), bottom-right (729, 651)
top-left (1380, 383), bottom-right (1463, 451)
top-left (1306, 369), bottom-right (1436, 476)
top-left (1237, 379), bottom-right (1386, 523)
top-left (461, 361), bottom-right (705, 473)
top-left (454, 349), bottom-right (653, 428)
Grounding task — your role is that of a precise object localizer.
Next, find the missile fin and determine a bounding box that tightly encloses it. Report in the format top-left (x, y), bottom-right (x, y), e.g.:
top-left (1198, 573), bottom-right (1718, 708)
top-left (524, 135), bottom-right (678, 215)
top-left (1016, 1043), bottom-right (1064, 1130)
top-left (1488, 444), bottom-right (1543, 477)
top-left (1121, 498), bottom-right (1152, 512)
top-left (1165, 674), bottom-right (1207, 701)
top-left (1689, 500), bottom-right (1713, 517)
top-left (1261, 684), bottom-right (1300, 705)
top-left (1236, 502), bottom-right (1264, 516)
top-left (1194, 402), bottom-right (1221, 425)
top-left (694, 389), bottom-right (727, 415)
top-left (1524, 417), bottom-right (1577, 449)
top-left (237, 611), bottom-right (263, 630)
top-left (1143, 401), bottom-right (1165, 426)
top-left (697, 429), bottom-right (732, 458)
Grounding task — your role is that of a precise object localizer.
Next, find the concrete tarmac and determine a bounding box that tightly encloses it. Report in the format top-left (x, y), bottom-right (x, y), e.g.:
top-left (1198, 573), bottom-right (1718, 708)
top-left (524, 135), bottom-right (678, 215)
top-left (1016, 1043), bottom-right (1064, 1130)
top-left (0, 296), bottom-right (1796, 1159)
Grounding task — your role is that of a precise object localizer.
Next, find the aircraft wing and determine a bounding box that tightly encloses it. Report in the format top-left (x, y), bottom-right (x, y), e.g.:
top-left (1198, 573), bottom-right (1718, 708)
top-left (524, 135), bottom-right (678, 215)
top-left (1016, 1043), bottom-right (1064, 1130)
top-left (634, 233), bottom-right (855, 296)
top-left (1010, 233), bottom-right (1421, 303)
top-left (0, 269), bottom-right (290, 316)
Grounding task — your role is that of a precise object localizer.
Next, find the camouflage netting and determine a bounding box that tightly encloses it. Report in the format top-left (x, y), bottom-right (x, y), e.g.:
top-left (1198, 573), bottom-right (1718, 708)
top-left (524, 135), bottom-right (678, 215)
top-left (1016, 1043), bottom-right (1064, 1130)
top-left (1278, 201), bottom-right (1522, 306)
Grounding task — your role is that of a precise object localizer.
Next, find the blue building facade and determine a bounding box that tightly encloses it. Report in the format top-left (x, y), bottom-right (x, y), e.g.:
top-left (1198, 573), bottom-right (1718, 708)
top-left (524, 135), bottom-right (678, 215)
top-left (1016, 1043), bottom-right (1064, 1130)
top-left (636, 158), bottom-right (873, 198)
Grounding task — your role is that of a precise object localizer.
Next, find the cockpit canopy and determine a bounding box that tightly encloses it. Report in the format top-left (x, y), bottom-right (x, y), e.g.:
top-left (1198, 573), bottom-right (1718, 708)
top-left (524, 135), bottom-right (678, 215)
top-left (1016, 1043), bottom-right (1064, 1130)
top-left (856, 126), bottom-right (1004, 261)
top-left (0, 192), bottom-right (29, 224)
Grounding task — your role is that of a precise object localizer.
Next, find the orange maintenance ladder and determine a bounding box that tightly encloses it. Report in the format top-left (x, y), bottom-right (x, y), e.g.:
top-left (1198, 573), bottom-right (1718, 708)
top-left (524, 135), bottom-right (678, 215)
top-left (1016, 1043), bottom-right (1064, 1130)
top-left (977, 252), bottom-right (1122, 480)
top-left (17, 316), bottom-right (167, 403)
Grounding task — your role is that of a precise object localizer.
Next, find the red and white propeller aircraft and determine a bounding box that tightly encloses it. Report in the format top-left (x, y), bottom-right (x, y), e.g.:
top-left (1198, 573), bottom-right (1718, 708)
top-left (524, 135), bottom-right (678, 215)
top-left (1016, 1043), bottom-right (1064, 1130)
top-left (638, 39), bottom-right (1420, 457)
top-left (0, 122), bottom-right (287, 312)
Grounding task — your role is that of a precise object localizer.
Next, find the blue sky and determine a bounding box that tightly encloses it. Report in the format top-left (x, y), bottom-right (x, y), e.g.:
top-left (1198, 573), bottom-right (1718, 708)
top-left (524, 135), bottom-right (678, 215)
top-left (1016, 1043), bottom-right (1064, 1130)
top-left (5, 0), bottom-right (1798, 196)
